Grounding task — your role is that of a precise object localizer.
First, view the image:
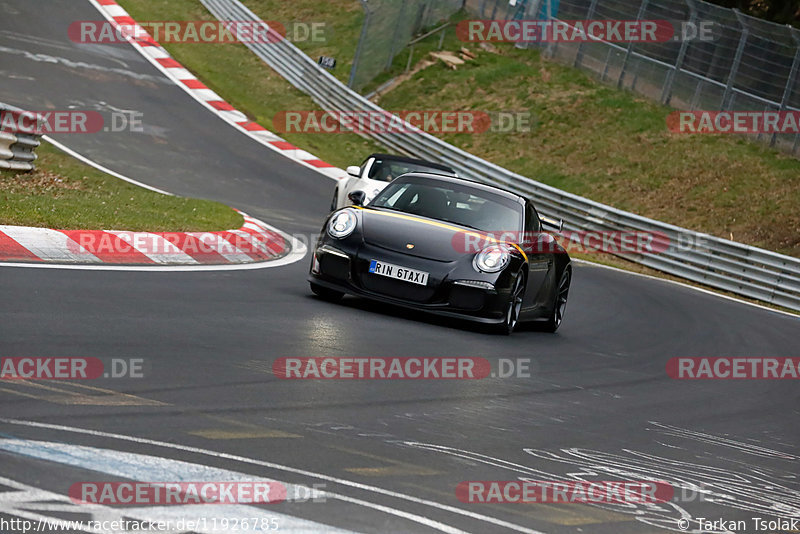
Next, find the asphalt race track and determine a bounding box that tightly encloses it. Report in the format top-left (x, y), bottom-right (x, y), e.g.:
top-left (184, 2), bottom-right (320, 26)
top-left (0, 1), bottom-right (798, 533)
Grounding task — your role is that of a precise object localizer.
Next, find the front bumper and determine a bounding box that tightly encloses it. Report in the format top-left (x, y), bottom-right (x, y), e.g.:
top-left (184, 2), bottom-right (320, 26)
top-left (309, 243), bottom-right (510, 324)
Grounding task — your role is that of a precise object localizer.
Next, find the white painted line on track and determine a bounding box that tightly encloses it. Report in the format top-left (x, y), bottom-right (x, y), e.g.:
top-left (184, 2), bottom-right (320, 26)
top-left (0, 439), bottom-right (357, 534)
top-left (573, 259), bottom-right (800, 319)
top-left (44, 135), bottom-right (174, 195)
top-left (0, 418), bottom-right (547, 534)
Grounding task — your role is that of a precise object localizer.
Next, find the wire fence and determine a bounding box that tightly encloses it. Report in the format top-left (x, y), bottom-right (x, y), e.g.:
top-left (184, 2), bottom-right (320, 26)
top-left (348, 0), bottom-right (463, 91)
top-left (465, 0), bottom-right (800, 156)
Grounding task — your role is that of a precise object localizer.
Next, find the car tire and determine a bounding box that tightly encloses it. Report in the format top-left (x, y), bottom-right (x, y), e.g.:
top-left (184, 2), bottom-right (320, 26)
top-left (330, 189), bottom-right (339, 212)
top-left (543, 266), bottom-right (571, 333)
top-left (310, 282), bottom-right (344, 302)
top-left (493, 272), bottom-right (526, 335)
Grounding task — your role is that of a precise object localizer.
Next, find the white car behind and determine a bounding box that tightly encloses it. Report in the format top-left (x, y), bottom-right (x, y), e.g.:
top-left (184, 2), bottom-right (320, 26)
top-left (331, 153), bottom-right (457, 210)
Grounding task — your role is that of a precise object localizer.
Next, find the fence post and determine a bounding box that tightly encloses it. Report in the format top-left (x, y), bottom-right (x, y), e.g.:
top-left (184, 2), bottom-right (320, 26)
top-left (421, 0), bottom-right (432, 28)
top-left (386, 0), bottom-right (408, 70)
top-left (525, 0), bottom-right (543, 19)
top-left (574, 0), bottom-right (599, 67)
top-left (513, 0), bottom-right (541, 50)
top-left (348, 0), bottom-right (372, 89)
top-left (545, 0), bottom-right (555, 58)
top-left (601, 47), bottom-right (613, 81)
top-left (721, 9), bottom-right (748, 110)
top-left (770, 27), bottom-right (800, 147)
top-left (618, 0), bottom-right (649, 88)
top-left (661, 0), bottom-right (697, 105)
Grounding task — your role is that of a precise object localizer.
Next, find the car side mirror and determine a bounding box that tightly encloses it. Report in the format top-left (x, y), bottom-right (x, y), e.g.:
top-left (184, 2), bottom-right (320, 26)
top-left (540, 215), bottom-right (564, 233)
top-left (348, 191), bottom-right (366, 206)
top-left (346, 166), bottom-right (361, 178)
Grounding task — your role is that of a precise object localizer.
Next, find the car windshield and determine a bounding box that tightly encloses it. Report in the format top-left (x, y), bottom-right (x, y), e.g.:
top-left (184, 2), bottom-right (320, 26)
top-left (369, 177), bottom-right (523, 232)
top-left (367, 159), bottom-right (453, 183)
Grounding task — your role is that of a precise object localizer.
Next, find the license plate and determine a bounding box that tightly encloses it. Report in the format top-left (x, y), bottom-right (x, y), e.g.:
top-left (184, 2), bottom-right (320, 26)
top-left (368, 259), bottom-right (429, 286)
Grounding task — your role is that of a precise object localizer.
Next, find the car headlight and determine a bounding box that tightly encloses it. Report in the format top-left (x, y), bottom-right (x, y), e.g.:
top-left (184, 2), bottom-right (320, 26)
top-left (473, 244), bottom-right (511, 273)
top-left (327, 209), bottom-right (357, 239)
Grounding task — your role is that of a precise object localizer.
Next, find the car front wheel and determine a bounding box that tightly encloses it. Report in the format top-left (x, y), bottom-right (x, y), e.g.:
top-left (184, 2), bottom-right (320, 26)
top-left (493, 273), bottom-right (526, 335)
top-left (543, 266), bottom-right (570, 332)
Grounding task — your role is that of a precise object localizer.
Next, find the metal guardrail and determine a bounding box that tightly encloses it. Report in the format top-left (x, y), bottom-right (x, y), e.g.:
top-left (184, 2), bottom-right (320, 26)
top-left (201, 0), bottom-right (800, 312)
top-left (0, 105), bottom-right (41, 172)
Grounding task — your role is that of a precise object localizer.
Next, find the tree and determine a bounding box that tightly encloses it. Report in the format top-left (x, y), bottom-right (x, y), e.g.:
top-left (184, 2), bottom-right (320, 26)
top-left (703, 0), bottom-right (799, 26)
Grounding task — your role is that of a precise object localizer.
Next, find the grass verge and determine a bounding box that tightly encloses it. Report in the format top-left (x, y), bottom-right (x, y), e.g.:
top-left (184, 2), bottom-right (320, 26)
top-left (0, 141), bottom-right (243, 231)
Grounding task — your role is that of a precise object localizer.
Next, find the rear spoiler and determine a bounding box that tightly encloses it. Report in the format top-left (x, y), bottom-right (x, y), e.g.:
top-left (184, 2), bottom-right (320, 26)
top-left (540, 215), bottom-right (564, 233)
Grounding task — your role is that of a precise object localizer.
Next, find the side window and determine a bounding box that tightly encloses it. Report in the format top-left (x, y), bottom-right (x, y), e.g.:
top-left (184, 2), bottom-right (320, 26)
top-left (525, 203), bottom-right (541, 233)
top-left (367, 160), bottom-right (382, 179)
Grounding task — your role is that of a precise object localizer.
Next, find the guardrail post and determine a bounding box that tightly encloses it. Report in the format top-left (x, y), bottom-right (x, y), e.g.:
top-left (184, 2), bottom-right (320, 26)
top-left (0, 104), bottom-right (42, 172)
top-left (573, 0), bottom-right (599, 67)
top-left (348, 0), bottom-right (372, 89)
top-left (770, 28), bottom-right (800, 147)
top-left (661, 0), bottom-right (697, 105)
top-left (721, 10), bottom-right (748, 110)
top-left (618, 0), bottom-right (649, 88)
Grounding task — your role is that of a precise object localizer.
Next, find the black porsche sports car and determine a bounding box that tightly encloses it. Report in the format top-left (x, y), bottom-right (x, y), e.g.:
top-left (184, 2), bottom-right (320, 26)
top-left (308, 173), bottom-right (571, 334)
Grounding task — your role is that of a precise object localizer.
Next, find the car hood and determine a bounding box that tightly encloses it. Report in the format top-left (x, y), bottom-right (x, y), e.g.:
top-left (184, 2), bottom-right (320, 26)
top-left (360, 208), bottom-right (480, 262)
